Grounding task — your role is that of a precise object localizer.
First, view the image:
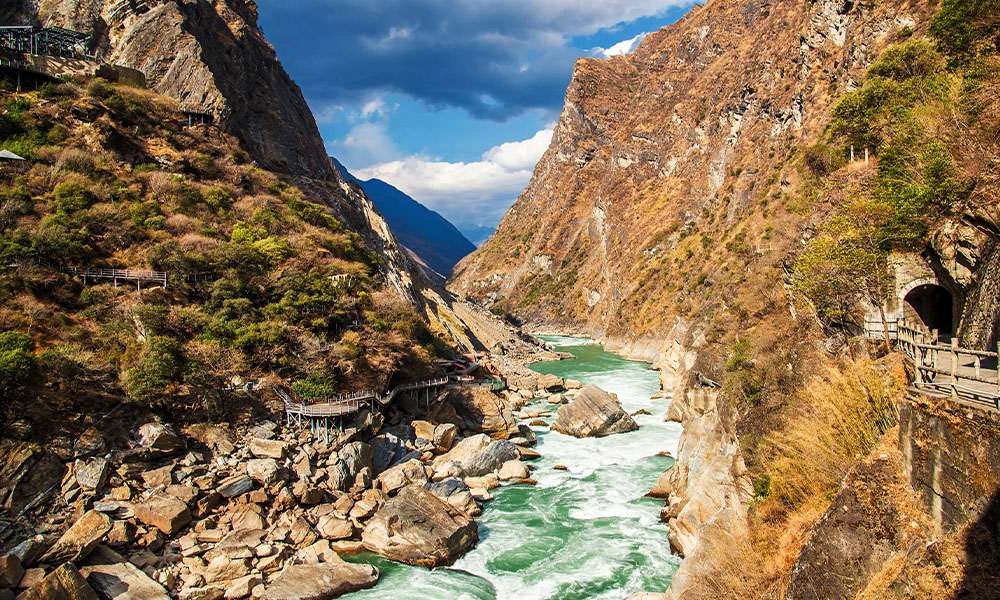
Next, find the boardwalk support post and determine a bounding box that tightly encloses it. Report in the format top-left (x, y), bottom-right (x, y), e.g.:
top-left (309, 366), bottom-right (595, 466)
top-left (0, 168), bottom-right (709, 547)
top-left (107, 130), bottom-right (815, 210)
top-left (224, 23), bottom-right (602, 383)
top-left (951, 338), bottom-right (959, 398)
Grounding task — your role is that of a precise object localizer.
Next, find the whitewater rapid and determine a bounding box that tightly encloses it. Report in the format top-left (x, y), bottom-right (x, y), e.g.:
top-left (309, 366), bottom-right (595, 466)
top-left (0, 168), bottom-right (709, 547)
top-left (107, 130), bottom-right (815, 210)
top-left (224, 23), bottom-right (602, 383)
top-left (345, 336), bottom-right (683, 599)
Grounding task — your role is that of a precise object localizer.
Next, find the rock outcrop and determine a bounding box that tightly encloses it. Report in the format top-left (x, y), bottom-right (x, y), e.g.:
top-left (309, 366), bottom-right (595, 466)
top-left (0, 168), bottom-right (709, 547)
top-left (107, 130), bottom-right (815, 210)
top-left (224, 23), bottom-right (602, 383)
top-left (785, 448), bottom-right (929, 600)
top-left (444, 388), bottom-right (520, 440)
top-left (551, 385), bottom-right (638, 438)
top-left (14, 0), bottom-right (334, 179)
top-left (17, 562), bottom-right (99, 600)
top-left (38, 510), bottom-right (111, 565)
top-left (262, 562), bottom-right (378, 600)
top-left (653, 360), bottom-right (749, 559)
top-left (361, 485), bottom-right (479, 567)
top-left (0, 442), bottom-right (66, 516)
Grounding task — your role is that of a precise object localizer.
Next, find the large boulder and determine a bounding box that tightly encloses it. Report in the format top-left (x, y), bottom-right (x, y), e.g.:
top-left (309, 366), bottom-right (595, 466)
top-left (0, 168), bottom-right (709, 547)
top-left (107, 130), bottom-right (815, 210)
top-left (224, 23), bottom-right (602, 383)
top-left (446, 388), bottom-right (519, 439)
top-left (433, 423), bottom-right (458, 452)
top-left (433, 434), bottom-right (521, 478)
top-left (338, 443), bottom-right (373, 479)
top-left (362, 485), bottom-right (478, 567)
top-left (462, 440), bottom-right (521, 478)
top-left (79, 545), bottom-right (171, 600)
top-left (17, 563), bottom-right (99, 600)
top-left (0, 442), bottom-right (66, 516)
top-left (0, 554), bottom-right (24, 588)
top-left (134, 493), bottom-right (192, 535)
top-left (552, 385), bottom-right (638, 438)
top-left (73, 458), bottom-right (110, 493)
top-left (216, 475), bottom-right (254, 498)
top-left (136, 423), bottom-right (185, 453)
top-left (537, 373), bottom-right (565, 392)
top-left (377, 459), bottom-right (428, 496)
top-left (40, 510), bottom-right (112, 564)
top-left (369, 433), bottom-right (414, 473)
top-left (423, 479), bottom-right (479, 516)
top-left (411, 420), bottom-right (436, 442)
top-left (249, 439), bottom-right (288, 460)
top-left (262, 562), bottom-right (378, 600)
top-left (246, 459), bottom-right (280, 486)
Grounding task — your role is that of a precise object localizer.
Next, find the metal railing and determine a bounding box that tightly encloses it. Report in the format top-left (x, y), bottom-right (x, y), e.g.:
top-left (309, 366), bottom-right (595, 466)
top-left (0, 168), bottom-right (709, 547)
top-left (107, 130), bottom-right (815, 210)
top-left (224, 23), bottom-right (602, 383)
top-left (29, 257), bottom-right (167, 288)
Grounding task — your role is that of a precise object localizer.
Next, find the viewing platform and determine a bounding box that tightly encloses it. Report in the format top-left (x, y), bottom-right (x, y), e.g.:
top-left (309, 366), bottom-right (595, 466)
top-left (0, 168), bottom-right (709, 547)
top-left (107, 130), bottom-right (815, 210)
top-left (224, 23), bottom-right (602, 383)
top-left (276, 374), bottom-right (506, 442)
top-left (0, 25), bottom-right (145, 88)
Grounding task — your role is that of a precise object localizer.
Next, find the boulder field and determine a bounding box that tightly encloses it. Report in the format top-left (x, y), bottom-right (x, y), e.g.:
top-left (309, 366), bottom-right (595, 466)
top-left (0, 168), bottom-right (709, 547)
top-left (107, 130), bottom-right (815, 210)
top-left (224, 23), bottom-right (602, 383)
top-left (0, 381), bottom-right (544, 600)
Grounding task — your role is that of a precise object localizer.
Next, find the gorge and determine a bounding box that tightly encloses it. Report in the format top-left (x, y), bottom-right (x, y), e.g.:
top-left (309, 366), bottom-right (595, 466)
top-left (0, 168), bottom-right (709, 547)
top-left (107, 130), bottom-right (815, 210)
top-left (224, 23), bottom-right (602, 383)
top-left (1, 0), bottom-right (999, 599)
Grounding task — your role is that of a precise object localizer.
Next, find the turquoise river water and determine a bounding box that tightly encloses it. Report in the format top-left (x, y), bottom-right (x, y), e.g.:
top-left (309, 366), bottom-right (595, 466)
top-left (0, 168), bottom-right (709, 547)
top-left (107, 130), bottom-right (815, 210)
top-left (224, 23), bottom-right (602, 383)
top-left (345, 336), bottom-right (683, 599)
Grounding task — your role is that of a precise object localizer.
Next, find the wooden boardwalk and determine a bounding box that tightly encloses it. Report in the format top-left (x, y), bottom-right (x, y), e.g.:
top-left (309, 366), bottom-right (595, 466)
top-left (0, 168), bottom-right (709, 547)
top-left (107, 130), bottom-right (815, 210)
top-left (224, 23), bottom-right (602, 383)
top-left (25, 257), bottom-right (168, 289)
top-left (866, 317), bottom-right (1000, 410)
top-left (275, 376), bottom-right (506, 442)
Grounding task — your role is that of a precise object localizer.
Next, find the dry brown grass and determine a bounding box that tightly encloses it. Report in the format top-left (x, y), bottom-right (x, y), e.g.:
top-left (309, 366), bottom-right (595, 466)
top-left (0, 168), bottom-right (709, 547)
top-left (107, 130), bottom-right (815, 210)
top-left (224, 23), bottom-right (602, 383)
top-left (766, 356), bottom-right (905, 506)
top-left (709, 356), bottom-right (911, 597)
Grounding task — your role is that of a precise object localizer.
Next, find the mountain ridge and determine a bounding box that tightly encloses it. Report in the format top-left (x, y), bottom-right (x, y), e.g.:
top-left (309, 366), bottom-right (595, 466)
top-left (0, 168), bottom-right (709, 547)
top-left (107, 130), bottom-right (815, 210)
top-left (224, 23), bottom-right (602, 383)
top-left (333, 158), bottom-right (476, 280)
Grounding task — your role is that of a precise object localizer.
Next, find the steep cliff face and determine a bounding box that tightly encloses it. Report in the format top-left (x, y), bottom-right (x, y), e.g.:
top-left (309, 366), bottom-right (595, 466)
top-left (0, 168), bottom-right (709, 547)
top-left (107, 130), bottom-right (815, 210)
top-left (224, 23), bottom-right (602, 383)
top-left (451, 0), bottom-right (1000, 597)
top-left (450, 0), bottom-right (934, 343)
top-left (9, 0), bottom-right (334, 180)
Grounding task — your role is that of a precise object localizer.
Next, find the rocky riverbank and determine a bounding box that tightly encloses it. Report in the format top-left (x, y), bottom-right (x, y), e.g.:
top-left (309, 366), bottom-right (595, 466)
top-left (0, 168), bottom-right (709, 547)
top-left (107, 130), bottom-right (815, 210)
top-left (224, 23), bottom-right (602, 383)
top-left (2, 358), bottom-right (645, 600)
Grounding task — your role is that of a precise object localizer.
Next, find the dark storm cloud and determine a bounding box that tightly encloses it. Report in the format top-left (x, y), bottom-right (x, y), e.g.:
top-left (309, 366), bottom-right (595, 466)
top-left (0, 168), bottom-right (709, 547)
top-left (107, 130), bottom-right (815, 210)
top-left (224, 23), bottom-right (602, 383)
top-left (256, 0), bottom-right (687, 120)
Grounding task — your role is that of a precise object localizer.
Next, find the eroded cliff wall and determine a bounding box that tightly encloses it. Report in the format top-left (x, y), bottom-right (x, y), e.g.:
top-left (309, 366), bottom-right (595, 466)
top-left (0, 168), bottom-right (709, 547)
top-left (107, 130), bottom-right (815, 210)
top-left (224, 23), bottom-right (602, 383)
top-left (451, 0), bottom-right (935, 340)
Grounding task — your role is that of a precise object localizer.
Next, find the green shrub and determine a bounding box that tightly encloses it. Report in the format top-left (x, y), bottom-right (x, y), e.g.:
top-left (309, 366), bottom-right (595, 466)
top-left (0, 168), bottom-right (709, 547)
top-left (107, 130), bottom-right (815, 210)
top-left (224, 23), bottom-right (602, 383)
top-left (291, 370), bottom-right (337, 399)
top-left (124, 336), bottom-right (187, 406)
top-left (0, 331), bottom-right (39, 415)
top-left (0, 111), bottom-right (24, 140)
top-left (53, 181), bottom-right (96, 214)
top-left (85, 79), bottom-right (112, 99)
top-left (752, 475), bottom-right (772, 500)
top-left (929, 0), bottom-right (1000, 63)
top-left (867, 39), bottom-right (946, 80)
top-left (0, 331), bottom-right (43, 427)
top-left (203, 187), bottom-right (233, 210)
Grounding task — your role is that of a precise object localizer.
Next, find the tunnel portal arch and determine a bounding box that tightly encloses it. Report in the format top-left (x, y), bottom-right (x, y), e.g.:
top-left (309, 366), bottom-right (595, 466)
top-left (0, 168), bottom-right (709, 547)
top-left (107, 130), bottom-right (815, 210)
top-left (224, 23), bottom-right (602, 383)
top-left (902, 282), bottom-right (954, 337)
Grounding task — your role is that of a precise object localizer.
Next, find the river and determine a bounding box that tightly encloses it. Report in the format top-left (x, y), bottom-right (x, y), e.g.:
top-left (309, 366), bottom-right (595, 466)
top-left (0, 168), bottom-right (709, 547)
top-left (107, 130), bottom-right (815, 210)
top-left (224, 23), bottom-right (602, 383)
top-left (345, 336), bottom-right (684, 599)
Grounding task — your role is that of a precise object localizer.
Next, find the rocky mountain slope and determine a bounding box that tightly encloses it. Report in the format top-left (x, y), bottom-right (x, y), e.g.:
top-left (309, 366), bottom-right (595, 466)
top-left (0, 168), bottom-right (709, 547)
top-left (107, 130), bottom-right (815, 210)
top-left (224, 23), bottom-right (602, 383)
top-left (4, 0), bottom-right (333, 180)
top-left (334, 159), bottom-right (476, 281)
top-left (452, 0), bottom-right (1000, 597)
top-left (452, 0), bottom-right (939, 342)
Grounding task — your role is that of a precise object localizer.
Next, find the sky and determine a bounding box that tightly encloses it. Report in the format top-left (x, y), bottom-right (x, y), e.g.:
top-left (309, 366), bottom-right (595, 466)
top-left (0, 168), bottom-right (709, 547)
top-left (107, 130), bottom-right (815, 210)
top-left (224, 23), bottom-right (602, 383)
top-left (255, 1), bottom-right (696, 244)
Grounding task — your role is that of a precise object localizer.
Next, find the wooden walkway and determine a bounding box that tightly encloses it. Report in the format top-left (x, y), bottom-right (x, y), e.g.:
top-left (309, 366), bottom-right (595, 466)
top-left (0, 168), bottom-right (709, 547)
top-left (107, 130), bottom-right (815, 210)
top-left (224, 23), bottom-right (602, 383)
top-left (28, 257), bottom-right (167, 289)
top-left (275, 376), bottom-right (506, 442)
top-left (866, 317), bottom-right (1000, 410)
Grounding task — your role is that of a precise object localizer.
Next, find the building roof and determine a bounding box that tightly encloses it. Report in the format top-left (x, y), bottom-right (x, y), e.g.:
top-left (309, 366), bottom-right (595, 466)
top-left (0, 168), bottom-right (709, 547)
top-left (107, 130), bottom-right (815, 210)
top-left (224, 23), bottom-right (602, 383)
top-left (0, 149), bottom-right (26, 160)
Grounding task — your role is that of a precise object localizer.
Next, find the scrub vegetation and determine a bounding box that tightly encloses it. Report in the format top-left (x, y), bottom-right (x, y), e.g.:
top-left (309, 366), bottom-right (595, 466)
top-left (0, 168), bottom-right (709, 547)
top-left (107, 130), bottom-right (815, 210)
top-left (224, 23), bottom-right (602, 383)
top-left (0, 75), bottom-right (448, 438)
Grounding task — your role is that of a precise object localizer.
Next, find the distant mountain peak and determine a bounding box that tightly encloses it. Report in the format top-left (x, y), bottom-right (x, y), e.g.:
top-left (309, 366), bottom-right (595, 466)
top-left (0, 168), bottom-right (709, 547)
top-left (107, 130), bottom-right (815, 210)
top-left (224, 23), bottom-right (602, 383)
top-left (333, 159), bottom-right (476, 279)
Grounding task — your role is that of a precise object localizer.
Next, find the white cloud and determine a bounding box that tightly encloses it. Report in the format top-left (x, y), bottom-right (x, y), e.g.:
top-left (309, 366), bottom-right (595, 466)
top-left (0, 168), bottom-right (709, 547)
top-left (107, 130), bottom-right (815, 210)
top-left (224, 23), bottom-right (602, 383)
top-left (360, 97), bottom-right (389, 119)
top-left (328, 121), bottom-right (401, 167)
top-left (592, 31), bottom-right (650, 59)
top-left (482, 128), bottom-right (554, 171)
top-left (313, 103), bottom-right (345, 124)
top-left (259, 0), bottom-right (695, 119)
top-left (354, 127), bottom-right (554, 229)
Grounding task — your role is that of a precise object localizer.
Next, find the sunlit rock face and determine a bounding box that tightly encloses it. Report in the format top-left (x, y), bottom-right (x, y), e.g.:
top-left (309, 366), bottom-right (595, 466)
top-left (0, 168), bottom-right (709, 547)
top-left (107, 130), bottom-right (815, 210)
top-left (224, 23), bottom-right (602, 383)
top-left (11, 0), bottom-right (333, 179)
top-left (449, 0), bottom-right (933, 344)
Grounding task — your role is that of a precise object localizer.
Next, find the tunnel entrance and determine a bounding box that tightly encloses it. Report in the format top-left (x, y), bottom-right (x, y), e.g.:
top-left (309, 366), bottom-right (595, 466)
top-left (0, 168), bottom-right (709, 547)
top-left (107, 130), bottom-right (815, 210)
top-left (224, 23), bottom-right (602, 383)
top-left (903, 284), bottom-right (954, 337)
